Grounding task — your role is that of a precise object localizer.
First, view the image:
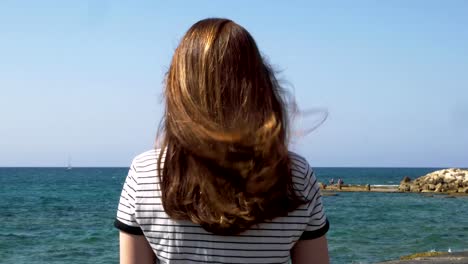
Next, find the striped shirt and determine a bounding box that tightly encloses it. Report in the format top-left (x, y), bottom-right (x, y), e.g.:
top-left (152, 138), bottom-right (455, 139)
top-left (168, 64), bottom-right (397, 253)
top-left (115, 149), bottom-right (329, 264)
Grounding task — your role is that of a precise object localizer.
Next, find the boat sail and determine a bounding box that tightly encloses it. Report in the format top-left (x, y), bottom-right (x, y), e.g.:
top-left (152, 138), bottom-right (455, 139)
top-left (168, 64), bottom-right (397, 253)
top-left (67, 155), bottom-right (72, 170)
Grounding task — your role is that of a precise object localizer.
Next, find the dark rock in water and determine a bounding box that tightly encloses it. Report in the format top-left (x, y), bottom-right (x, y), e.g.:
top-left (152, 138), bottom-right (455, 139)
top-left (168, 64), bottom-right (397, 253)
top-left (443, 196), bottom-right (456, 199)
top-left (401, 176), bottom-right (411, 183)
top-left (421, 193), bottom-right (434, 197)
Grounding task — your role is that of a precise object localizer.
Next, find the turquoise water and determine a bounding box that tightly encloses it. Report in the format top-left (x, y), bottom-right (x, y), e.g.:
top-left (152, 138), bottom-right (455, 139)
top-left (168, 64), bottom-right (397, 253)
top-left (0, 167), bottom-right (467, 263)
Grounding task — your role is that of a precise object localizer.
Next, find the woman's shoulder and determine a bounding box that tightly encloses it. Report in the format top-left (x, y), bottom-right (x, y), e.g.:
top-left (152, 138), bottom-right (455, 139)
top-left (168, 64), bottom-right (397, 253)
top-left (289, 151), bottom-right (312, 175)
top-left (130, 148), bottom-right (165, 172)
top-left (289, 151), bottom-right (318, 200)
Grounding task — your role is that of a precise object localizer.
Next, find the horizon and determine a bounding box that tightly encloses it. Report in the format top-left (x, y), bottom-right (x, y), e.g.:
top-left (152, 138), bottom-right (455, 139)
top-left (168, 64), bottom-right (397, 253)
top-left (1, 165), bottom-right (464, 169)
top-left (1, 1), bottom-right (467, 167)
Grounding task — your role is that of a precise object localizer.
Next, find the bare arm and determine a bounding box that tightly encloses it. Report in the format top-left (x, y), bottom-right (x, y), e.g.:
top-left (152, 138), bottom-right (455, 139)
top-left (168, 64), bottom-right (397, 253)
top-left (119, 231), bottom-right (156, 264)
top-left (291, 235), bottom-right (329, 264)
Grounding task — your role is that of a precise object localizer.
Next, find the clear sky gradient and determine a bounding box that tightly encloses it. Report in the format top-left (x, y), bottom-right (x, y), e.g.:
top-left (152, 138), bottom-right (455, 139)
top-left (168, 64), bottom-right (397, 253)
top-left (1, 1), bottom-right (467, 167)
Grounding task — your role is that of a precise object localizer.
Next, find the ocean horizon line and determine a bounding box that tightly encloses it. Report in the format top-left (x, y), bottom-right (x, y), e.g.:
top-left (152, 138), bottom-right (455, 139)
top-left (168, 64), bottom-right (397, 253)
top-left (0, 166), bottom-right (464, 169)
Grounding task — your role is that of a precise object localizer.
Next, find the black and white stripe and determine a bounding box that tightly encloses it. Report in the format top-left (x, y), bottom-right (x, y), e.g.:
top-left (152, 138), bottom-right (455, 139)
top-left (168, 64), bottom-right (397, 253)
top-left (115, 149), bottom-right (329, 263)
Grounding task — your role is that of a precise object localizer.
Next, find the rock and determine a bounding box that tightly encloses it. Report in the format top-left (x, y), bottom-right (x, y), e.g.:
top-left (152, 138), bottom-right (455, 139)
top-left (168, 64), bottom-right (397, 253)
top-left (401, 176), bottom-right (411, 183)
top-left (399, 168), bottom-right (468, 194)
top-left (458, 187), bottom-right (468, 193)
top-left (447, 182), bottom-right (457, 190)
top-left (410, 184), bottom-right (421, 192)
top-left (399, 184), bottom-right (410, 192)
top-left (445, 176), bottom-right (456, 183)
top-left (435, 177), bottom-right (444, 184)
top-left (440, 183), bottom-right (448, 192)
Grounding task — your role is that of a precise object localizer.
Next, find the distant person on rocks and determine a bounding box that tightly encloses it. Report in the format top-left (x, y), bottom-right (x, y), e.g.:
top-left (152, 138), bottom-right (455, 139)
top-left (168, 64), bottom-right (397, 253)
top-left (114, 18), bottom-right (330, 264)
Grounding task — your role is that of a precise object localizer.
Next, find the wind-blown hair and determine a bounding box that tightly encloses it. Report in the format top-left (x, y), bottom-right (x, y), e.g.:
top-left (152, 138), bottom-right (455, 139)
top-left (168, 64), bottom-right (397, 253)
top-left (157, 18), bottom-right (305, 235)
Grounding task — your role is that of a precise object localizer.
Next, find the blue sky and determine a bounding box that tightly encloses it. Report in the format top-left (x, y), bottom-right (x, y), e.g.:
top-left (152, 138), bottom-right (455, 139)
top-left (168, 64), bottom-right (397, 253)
top-left (1, 1), bottom-right (467, 167)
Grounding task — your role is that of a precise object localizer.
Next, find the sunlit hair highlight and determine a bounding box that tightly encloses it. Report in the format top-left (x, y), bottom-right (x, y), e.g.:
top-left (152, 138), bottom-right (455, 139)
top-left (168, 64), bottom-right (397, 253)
top-left (157, 18), bottom-right (305, 235)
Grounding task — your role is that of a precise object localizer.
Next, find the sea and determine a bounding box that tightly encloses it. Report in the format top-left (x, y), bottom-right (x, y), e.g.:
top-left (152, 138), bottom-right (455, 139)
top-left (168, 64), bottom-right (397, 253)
top-left (1, 167), bottom-right (467, 264)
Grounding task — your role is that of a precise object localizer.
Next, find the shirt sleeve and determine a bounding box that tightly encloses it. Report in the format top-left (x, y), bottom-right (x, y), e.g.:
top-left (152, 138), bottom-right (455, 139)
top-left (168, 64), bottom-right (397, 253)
top-left (298, 160), bottom-right (329, 240)
top-left (114, 162), bottom-right (144, 235)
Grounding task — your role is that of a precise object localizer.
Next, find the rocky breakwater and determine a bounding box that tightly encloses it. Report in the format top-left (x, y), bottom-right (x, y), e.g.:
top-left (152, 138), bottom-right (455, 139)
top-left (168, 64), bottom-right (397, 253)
top-left (399, 168), bottom-right (468, 194)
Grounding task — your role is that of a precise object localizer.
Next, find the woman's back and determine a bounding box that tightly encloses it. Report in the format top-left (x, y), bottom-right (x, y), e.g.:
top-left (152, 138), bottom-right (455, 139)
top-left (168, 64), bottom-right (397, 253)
top-left (114, 18), bottom-right (329, 263)
top-left (116, 149), bottom-right (328, 263)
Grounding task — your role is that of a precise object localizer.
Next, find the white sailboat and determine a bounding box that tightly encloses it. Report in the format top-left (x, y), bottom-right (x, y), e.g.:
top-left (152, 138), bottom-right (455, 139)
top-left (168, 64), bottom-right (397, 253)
top-left (67, 155), bottom-right (72, 170)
